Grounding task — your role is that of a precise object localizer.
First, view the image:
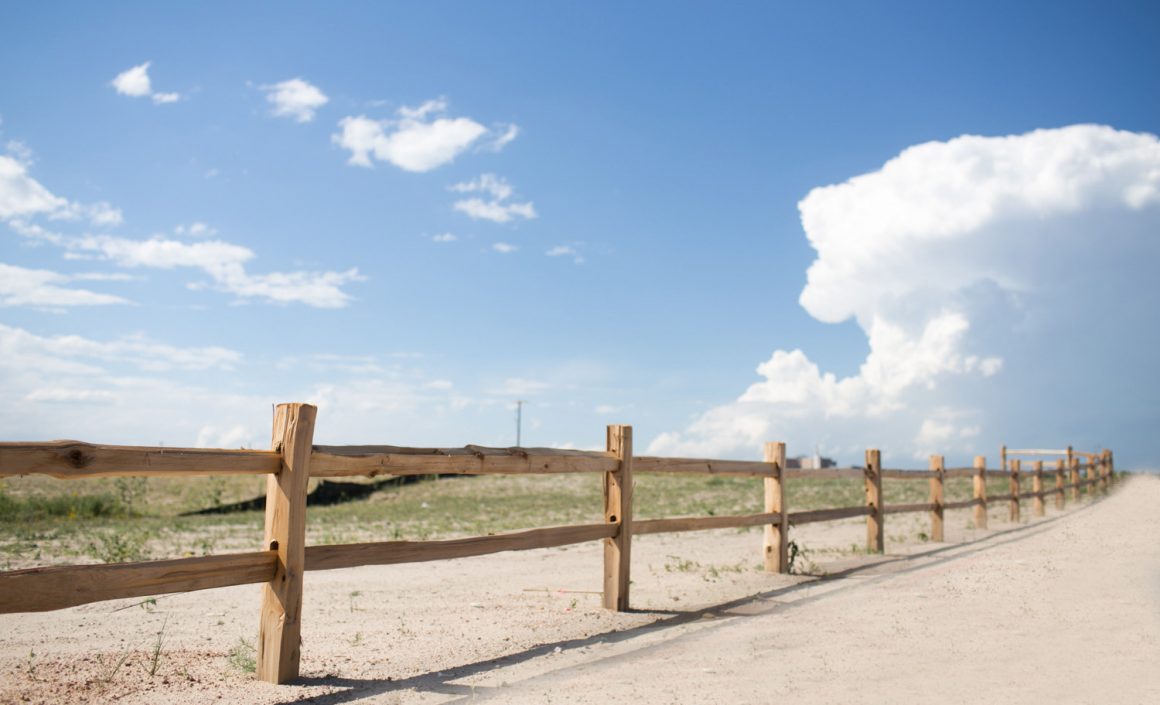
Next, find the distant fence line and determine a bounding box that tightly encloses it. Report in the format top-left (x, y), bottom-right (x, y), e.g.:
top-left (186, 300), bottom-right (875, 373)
top-left (0, 403), bottom-right (1116, 684)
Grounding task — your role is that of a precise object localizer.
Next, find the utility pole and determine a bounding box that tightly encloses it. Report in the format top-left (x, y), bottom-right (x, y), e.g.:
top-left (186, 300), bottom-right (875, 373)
top-left (515, 400), bottom-right (527, 447)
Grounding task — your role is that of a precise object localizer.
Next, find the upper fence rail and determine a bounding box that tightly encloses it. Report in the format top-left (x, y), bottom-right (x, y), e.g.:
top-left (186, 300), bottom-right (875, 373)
top-left (0, 441), bottom-right (1102, 481)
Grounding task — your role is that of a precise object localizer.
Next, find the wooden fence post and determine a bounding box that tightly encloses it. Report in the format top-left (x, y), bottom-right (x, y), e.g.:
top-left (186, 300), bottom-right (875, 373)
top-left (1054, 458), bottom-right (1065, 510)
top-left (1068, 448), bottom-right (1079, 502)
top-left (1099, 450), bottom-right (1110, 493)
top-left (258, 402), bottom-right (317, 684)
top-left (973, 455), bottom-right (987, 530)
top-left (1009, 459), bottom-right (1021, 523)
top-left (929, 455), bottom-right (944, 542)
top-left (602, 425), bottom-right (633, 611)
top-left (763, 442), bottom-right (788, 573)
top-left (1106, 450), bottom-right (1115, 488)
top-left (1032, 460), bottom-right (1045, 517)
top-left (865, 449), bottom-right (883, 553)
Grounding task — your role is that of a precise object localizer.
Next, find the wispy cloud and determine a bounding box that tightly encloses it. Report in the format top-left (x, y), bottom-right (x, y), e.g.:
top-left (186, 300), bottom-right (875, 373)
top-left (451, 173), bottom-right (536, 223)
top-left (546, 245), bottom-right (584, 264)
top-left (0, 262), bottom-right (131, 308)
top-left (262, 78), bottom-right (328, 123)
top-left (2, 154), bottom-right (363, 308)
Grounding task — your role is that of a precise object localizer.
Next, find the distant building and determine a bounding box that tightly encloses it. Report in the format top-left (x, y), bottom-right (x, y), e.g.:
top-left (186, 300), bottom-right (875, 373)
top-left (785, 454), bottom-right (836, 469)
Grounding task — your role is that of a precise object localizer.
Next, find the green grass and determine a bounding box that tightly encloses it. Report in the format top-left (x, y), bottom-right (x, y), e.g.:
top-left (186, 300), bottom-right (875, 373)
top-left (0, 469), bottom-right (1083, 568)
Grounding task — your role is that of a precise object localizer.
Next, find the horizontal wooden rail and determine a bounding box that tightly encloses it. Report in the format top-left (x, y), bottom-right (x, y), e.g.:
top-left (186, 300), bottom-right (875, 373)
top-left (784, 467), bottom-right (865, 480)
top-left (633, 456), bottom-right (773, 476)
top-left (788, 505), bottom-right (870, 525)
top-left (884, 502), bottom-right (937, 514)
top-left (303, 523), bottom-right (616, 571)
top-left (984, 470), bottom-right (1010, 479)
top-left (944, 468), bottom-right (978, 478)
top-left (0, 551), bottom-right (277, 614)
top-left (985, 493), bottom-right (1010, 503)
top-left (310, 445), bottom-right (618, 477)
top-left (882, 469), bottom-right (938, 479)
top-left (634, 512), bottom-right (780, 536)
top-left (943, 498), bottom-right (982, 510)
top-left (0, 441), bottom-right (280, 479)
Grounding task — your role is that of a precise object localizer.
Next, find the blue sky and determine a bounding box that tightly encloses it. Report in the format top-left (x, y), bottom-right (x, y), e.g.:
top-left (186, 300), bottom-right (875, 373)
top-left (2, 1), bottom-right (1158, 468)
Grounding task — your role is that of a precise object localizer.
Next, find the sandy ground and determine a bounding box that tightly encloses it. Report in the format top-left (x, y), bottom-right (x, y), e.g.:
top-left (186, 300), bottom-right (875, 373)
top-left (1, 476), bottom-right (1157, 704)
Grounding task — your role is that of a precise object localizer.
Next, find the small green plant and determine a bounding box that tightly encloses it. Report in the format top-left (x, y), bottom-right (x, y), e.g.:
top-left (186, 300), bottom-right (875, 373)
top-left (97, 645), bottom-right (133, 683)
top-left (349, 590), bottom-right (362, 613)
top-left (114, 477), bottom-right (148, 515)
top-left (227, 637), bottom-right (256, 673)
top-left (25, 648), bottom-right (37, 680)
top-left (88, 531), bottom-right (148, 564)
top-left (145, 616), bottom-right (168, 676)
top-left (349, 631), bottom-right (364, 646)
top-left (664, 554), bottom-right (698, 573)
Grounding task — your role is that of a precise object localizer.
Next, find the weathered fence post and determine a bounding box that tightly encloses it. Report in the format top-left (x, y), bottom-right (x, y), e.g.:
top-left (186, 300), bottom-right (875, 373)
top-left (1068, 447), bottom-right (1080, 502)
top-left (602, 424), bottom-right (633, 611)
top-left (763, 442), bottom-right (788, 573)
top-left (1099, 450), bottom-right (1110, 493)
top-left (1009, 459), bottom-right (1021, 523)
top-left (1084, 457), bottom-right (1096, 495)
top-left (1106, 450), bottom-right (1115, 488)
top-left (1055, 458), bottom-right (1065, 510)
top-left (865, 449), bottom-right (883, 553)
top-left (1032, 460), bottom-right (1045, 517)
top-left (929, 455), bottom-right (944, 542)
top-left (973, 455), bottom-right (987, 530)
top-left (258, 402), bottom-right (317, 684)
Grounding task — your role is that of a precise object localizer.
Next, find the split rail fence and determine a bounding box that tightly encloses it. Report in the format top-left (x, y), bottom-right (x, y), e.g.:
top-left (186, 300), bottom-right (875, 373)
top-left (0, 403), bottom-right (1116, 683)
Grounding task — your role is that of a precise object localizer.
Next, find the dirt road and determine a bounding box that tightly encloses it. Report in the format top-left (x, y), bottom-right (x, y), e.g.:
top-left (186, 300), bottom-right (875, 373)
top-left (3, 476), bottom-right (1158, 704)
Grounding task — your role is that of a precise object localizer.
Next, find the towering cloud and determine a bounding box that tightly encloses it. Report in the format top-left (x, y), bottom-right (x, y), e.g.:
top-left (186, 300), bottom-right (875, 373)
top-left (650, 125), bottom-right (1160, 463)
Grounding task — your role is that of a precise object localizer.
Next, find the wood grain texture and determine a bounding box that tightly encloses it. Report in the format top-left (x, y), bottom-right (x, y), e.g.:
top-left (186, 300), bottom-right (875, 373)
top-left (258, 403), bottom-right (316, 685)
top-left (635, 513), bottom-right (781, 536)
top-left (788, 505), bottom-right (870, 525)
top-left (784, 468), bottom-right (865, 480)
top-left (310, 445), bottom-right (618, 477)
top-left (0, 441), bottom-right (278, 479)
top-left (633, 456), bottom-right (772, 476)
top-left (304, 524), bottom-right (616, 571)
top-left (1009, 460), bottom-right (1021, 523)
top-left (945, 498), bottom-right (982, 510)
top-left (973, 456), bottom-right (988, 530)
top-left (881, 469), bottom-right (938, 479)
top-left (763, 442), bottom-right (788, 574)
top-left (1032, 461), bottom-right (1045, 517)
top-left (929, 455), bottom-right (945, 542)
top-left (1069, 452), bottom-right (1081, 502)
top-left (865, 450), bottom-right (883, 553)
top-left (883, 502), bottom-right (937, 515)
top-left (602, 425), bottom-right (632, 612)
top-left (0, 552), bottom-right (276, 614)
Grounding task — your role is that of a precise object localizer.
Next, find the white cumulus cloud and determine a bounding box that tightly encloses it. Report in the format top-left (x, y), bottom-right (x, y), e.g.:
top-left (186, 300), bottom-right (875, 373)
top-left (651, 125), bottom-right (1160, 464)
top-left (263, 78), bottom-right (328, 123)
top-left (110, 61), bottom-right (182, 104)
top-left (333, 99), bottom-right (488, 172)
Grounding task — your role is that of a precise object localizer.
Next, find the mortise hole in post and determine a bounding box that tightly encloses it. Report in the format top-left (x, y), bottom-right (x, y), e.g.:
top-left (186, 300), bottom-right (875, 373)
top-left (608, 514), bottom-right (617, 523)
top-left (269, 540), bottom-right (279, 551)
